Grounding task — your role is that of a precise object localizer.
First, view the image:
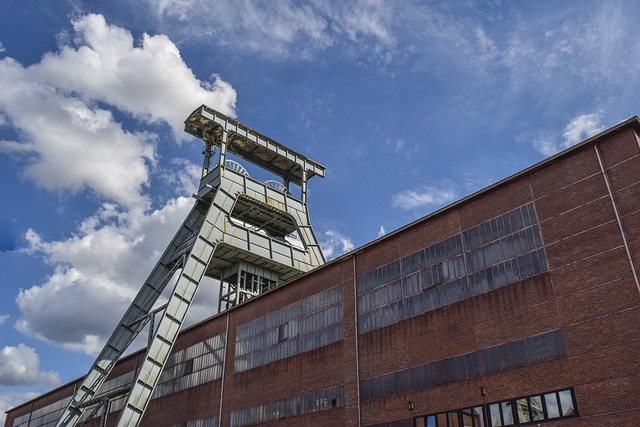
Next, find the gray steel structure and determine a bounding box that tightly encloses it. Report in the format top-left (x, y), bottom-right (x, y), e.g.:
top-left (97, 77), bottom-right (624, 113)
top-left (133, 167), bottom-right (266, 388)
top-left (56, 105), bottom-right (326, 427)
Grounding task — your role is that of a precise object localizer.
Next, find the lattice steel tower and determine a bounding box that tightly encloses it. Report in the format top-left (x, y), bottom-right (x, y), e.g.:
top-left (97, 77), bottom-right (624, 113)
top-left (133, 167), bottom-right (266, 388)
top-left (57, 105), bottom-right (326, 427)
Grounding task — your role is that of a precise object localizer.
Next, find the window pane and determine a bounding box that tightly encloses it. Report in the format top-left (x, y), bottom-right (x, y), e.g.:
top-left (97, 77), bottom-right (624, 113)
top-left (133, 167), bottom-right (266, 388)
top-left (489, 404), bottom-right (502, 426)
top-left (448, 411), bottom-right (461, 427)
top-left (437, 413), bottom-right (449, 426)
top-left (426, 415), bottom-right (436, 427)
top-left (415, 418), bottom-right (426, 427)
top-left (461, 409), bottom-right (474, 427)
top-left (515, 399), bottom-right (530, 423)
top-left (558, 389), bottom-right (575, 416)
top-left (501, 401), bottom-right (514, 425)
top-left (530, 396), bottom-right (544, 421)
top-left (545, 393), bottom-right (560, 418)
top-left (473, 406), bottom-right (485, 427)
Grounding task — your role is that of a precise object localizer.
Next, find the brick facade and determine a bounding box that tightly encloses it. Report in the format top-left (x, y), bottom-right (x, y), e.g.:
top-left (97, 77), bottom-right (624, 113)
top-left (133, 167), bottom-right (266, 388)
top-left (6, 119), bottom-right (640, 427)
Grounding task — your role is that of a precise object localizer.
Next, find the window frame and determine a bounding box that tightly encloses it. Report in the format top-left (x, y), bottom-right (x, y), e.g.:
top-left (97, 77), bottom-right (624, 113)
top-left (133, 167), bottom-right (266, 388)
top-left (413, 388), bottom-right (578, 427)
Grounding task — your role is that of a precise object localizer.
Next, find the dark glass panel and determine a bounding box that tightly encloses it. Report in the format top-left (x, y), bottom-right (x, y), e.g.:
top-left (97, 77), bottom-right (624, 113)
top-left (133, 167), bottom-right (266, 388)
top-left (511, 207), bottom-right (524, 231)
top-left (463, 352), bottom-right (480, 378)
top-left (429, 360), bottom-right (443, 386)
top-left (404, 293), bottom-right (423, 318)
top-left (462, 229), bottom-right (472, 251)
top-left (483, 346), bottom-right (501, 374)
top-left (396, 369), bottom-right (410, 395)
top-left (441, 357), bottom-right (457, 383)
top-left (409, 364), bottom-right (427, 391)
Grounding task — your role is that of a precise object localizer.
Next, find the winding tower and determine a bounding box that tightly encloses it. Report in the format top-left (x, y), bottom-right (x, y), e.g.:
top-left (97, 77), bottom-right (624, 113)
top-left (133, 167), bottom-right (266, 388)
top-left (57, 105), bottom-right (326, 427)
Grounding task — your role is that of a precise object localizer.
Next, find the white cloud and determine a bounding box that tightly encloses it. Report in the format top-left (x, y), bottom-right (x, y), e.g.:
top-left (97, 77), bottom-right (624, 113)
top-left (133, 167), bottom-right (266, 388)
top-left (377, 226), bottom-right (386, 238)
top-left (0, 41), bottom-right (5, 53)
top-left (533, 112), bottom-right (604, 156)
top-left (0, 314), bottom-right (8, 325)
top-left (392, 184), bottom-right (457, 211)
top-left (146, 0), bottom-right (395, 60)
top-left (36, 14), bottom-right (236, 138)
top-left (0, 14), bottom-right (236, 209)
top-left (15, 196), bottom-right (220, 355)
top-left (0, 391), bottom-right (40, 426)
top-left (320, 230), bottom-right (354, 260)
top-left (562, 113), bottom-right (603, 146)
top-left (0, 344), bottom-right (60, 387)
top-left (533, 133), bottom-right (559, 157)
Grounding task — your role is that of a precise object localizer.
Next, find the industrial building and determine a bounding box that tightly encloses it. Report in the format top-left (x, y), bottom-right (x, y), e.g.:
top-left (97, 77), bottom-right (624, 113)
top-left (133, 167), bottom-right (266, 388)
top-left (5, 111), bottom-right (640, 427)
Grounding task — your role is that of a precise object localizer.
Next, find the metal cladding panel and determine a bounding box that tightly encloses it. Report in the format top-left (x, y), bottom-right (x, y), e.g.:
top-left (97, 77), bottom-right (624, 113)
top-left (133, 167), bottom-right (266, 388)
top-left (176, 277), bottom-right (197, 301)
top-left (167, 297), bottom-right (189, 321)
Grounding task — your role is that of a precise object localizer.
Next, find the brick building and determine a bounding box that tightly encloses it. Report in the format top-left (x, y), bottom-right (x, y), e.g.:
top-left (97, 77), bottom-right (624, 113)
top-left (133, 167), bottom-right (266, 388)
top-left (6, 116), bottom-right (640, 427)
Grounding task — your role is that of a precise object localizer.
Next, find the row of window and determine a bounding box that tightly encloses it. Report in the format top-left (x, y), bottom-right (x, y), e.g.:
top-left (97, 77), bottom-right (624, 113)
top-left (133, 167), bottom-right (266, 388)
top-left (235, 323), bottom-right (343, 372)
top-left (236, 284), bottom-right (342, 340)
top-left (11, 396), bottom-right (72, 427)
top-left (465, 226), bottom-right (543, 273)
top-left (462, 204), bottom-right (539, 251)
top-left (153, 333), bottom-right (226, 398)
top-left (169, 415), bottom-right (219, 427)
top-left (360, 330), bottom-right (566, 401)
top-left (415, 388), bottom-right (577, 427)
top-left (154, 332), bottom-right (226, 397)
top-left (229, 385), bottom-right (344, 426)
top-left (13, 334), bottom-right (229, 427)
top-left (234, 285), bottom-right (343, 372)
top-left (356, 203), bottom-right (547, 334)
top-left (165, 333), bottom-right (225, 368)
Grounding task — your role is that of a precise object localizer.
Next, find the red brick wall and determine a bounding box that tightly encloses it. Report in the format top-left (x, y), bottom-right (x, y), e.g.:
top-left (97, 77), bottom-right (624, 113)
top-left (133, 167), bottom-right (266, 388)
top-left (6, 122), bottom-right (640, 427)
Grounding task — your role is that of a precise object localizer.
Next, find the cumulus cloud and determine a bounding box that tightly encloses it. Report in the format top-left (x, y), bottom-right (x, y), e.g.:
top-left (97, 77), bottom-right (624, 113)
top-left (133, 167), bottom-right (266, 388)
top-left (0, 344), bottom-right (60, 387)
top-left (377, 226), bottom-right (386, 238)
top-left (0, 14), bottom-right (236, 208)
top-left (533, 112), bottom-right (604, 156)
top-left (147, 0), bottom-right (395, 60)
top-left (320, 230), bottom-right (354, 260)
top-left (0, 41), bottom-right (5, 53)
top-left (392, 184), bottom-right (457, 211)
top-left (35, 14), bottom-right (236, 137)
top-left (0, 314), bottom-right (8, 325)
top-left (15, 196), bottom-right (220, 354)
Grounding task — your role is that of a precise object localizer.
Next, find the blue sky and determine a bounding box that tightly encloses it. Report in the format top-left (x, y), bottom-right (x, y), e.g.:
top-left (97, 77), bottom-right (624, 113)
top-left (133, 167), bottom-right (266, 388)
top-left (1, 0), bottom-right (640, 423)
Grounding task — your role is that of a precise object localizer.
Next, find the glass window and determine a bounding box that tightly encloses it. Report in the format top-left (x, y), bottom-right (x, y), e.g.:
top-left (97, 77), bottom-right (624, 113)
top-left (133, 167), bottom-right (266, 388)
top-left (489, 403), bottom-right (502, 426)
top-left (461, 409), bottom-right (474, 427)
top-left (414, 389), bottom-right (575, 427)
top-left (515, 399), bottom-right (529, 423)
top-left (544, 392), bottom-right (560, 418)
top-left (501, 401), bottom-right (514, 425)
top-left (529, 396), bottom-right (544, 421)
top-left (437, 413), bottom-right (449, 426)
top-left (558, 389), bottom-right (575, 416)
top-left (448, 411), bottom-right (461, 427)
top-left (473, 406), bottom-right (485, 427)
